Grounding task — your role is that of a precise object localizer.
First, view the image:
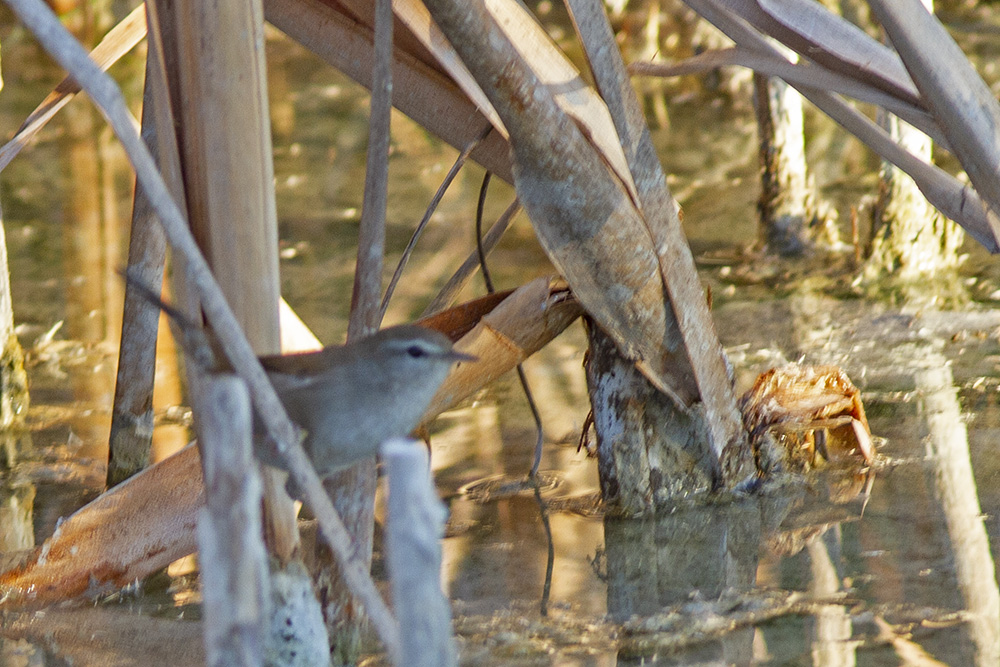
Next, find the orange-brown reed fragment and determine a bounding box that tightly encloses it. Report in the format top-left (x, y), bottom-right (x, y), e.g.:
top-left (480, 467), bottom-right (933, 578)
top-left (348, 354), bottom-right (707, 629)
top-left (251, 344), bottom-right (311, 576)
top-left (740, 364), bottom-right (875, 473)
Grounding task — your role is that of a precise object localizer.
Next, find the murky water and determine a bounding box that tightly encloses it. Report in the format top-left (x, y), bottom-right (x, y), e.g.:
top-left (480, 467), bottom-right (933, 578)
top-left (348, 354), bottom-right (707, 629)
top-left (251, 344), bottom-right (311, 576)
top-left (1, 6), bottom-right (1000, 666)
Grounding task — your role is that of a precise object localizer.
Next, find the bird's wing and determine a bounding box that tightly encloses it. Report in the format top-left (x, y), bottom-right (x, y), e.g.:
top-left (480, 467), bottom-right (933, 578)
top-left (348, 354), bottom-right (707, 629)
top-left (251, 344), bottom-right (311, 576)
top-left (260, 347), bottom-right (348, 391)
top-left (259, 346), bottom-right (342, 374)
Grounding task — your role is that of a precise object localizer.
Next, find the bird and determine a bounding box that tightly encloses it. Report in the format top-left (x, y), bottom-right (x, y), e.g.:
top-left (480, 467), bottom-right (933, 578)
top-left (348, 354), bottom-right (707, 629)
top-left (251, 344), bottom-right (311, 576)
top-left (123, 272), bottom-right (474, 477)
top-left (252, 324), bottom-right (473, 476)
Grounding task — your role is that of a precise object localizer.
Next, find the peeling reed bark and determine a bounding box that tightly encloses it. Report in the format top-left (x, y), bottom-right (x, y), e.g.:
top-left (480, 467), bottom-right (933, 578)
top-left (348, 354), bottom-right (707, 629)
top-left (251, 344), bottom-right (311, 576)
top-left (584, 320), bottom-right (717, 515)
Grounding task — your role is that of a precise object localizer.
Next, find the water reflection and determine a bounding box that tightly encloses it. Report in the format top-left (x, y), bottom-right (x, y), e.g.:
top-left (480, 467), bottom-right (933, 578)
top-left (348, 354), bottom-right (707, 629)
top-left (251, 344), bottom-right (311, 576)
top-left (601, 475), bottom-right (870, 665)
top-left (436, 290), bottom-right (1000, 663)
top-left (915, 348), bottom-right (1000, 666)
top-left (607, 505), bottom-right (758, 664)
top-left (722, 294), bottom-right (1000, 665)
top-left (806, 528), bottom-right (856, 666)
top-left (604, 502), bottom-right (760, 622)
top-left (440, 345), bottom-right (605, 618)
top-left (0, 480), bottom-right (34, 552)
top-left (60, 100), bottom-right (118, 458)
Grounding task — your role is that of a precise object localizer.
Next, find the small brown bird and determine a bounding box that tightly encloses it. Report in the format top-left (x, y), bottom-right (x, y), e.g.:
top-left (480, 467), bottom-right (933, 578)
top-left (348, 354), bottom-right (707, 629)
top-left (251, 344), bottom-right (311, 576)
top-left (252, 325), bottom-right (472, 476)
top-left (125, 274), bottom-right (473, 477)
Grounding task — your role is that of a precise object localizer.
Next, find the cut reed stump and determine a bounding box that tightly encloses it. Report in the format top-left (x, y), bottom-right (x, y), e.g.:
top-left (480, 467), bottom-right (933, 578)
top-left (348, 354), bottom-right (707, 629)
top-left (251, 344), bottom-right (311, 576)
top-left (586, 348), bottom-right (875, 516)
top-left (383, 439), bottom-right (458, 667)
top-left (196, 376), bottom-right (270, 667)
top-left (584, 320), bottom-right (719, 514)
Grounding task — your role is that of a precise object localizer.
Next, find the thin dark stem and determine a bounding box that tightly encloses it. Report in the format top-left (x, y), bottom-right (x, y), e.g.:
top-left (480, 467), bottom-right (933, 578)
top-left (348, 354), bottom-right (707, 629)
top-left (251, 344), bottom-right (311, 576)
top-left (475, 173), bottom-right (545, 477)
top-left (423, 197), bottom-right (520, 316)
top-left (531, 478), bottom-right (555, 617)
top-left (475, 172), bottom-right (495, 293)
top-left (379, 124), bottom-right (492, 322)
top-left (520, 364), bottom-right (545, 478)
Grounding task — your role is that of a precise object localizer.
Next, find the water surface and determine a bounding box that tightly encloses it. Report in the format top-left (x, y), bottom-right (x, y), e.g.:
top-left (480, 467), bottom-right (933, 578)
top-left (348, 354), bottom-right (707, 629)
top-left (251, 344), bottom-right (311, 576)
top-left (0, 9), bottom-right (998, 666)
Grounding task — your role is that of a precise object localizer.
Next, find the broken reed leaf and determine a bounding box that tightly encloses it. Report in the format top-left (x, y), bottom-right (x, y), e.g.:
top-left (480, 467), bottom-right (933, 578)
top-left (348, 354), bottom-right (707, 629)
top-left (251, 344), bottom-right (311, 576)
top-left (384, 0), bottom-right (508, 138)
top-left (681, 0), bottom-right (1000, 252)
top-left (753, 0), bottom-right (917, 101)
top-left (263, 0), bottom-right (513, 181)
top-left (628, 48), bottom-right (946, 149)
top-left (416, 289), bottom-right (512, 341)
top-left (866, 0), bottom-right (1000, 249)
top-left (423, 0), bottom-right (709, 411)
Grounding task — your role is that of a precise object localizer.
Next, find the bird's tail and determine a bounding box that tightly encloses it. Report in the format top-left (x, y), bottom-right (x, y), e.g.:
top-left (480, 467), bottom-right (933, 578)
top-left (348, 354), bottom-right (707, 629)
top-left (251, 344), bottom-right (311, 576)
top-left (120, 268), bottom-right (223, 371)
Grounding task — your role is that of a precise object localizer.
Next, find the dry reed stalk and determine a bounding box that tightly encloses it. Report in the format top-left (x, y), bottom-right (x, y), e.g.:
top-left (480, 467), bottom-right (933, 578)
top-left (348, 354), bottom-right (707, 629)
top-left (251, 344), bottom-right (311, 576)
top-left (348, 0), bottom-right (392, 340)
top-left (383, 439), bottom-right (458, 667)
top-left (381, 125), bottom-right (493, 321)
top-left (629, 52), bottom-right (945, 147)
top-left (196, 376), bottom-right (270, 666)
top-left (268, 0), bottom-right (512, 179)
top-left (316, 0), bottom-right (394, 659)
top-left (107, 28), bottom-right (179, 487)
top-left (682, 0), bottom-right (1000, 251)
top-left (423, 199), bottom-right (521, 316)
top-left (167, 0), bottom-right (298, 564)
top-left (2, 0), bottom-right (402, 657)
top-left (567, 0), bottom-right (749, 476)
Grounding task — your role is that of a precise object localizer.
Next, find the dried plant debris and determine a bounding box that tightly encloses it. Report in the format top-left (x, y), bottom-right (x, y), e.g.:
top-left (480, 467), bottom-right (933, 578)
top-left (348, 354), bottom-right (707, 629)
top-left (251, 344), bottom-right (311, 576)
top-left (458, 472), bottom-right (561, 504)
top-left (740, 364), bottom-right (875, 476)
top-left (447, 593), bottom-right (963, 664)
top-left (22, 321), bottom-right (117, 379)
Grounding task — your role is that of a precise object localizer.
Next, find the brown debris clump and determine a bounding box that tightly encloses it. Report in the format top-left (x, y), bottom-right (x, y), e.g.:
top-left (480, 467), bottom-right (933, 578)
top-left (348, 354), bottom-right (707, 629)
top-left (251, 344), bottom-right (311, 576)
top-left (739, 364), bottom-right (875, 475)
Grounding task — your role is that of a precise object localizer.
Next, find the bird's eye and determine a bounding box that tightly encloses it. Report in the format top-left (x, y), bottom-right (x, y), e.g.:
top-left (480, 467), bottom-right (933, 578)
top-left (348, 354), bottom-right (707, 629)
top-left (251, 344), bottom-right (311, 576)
top-left (406, 345), bottom-right (426, 358)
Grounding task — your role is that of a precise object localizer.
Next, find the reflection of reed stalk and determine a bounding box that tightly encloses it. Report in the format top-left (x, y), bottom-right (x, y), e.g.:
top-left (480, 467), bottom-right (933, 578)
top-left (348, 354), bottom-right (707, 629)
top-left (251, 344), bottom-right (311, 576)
top-left (916, 353), bottom-right (1000, 666)
top-left (807, 531), bottom-right (855, 665)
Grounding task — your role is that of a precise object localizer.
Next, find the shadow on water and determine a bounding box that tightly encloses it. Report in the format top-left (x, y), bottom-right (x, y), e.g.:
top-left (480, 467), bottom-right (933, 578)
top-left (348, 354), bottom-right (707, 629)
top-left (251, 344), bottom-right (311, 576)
top-left (0, 10), bottom-right (999, 667)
